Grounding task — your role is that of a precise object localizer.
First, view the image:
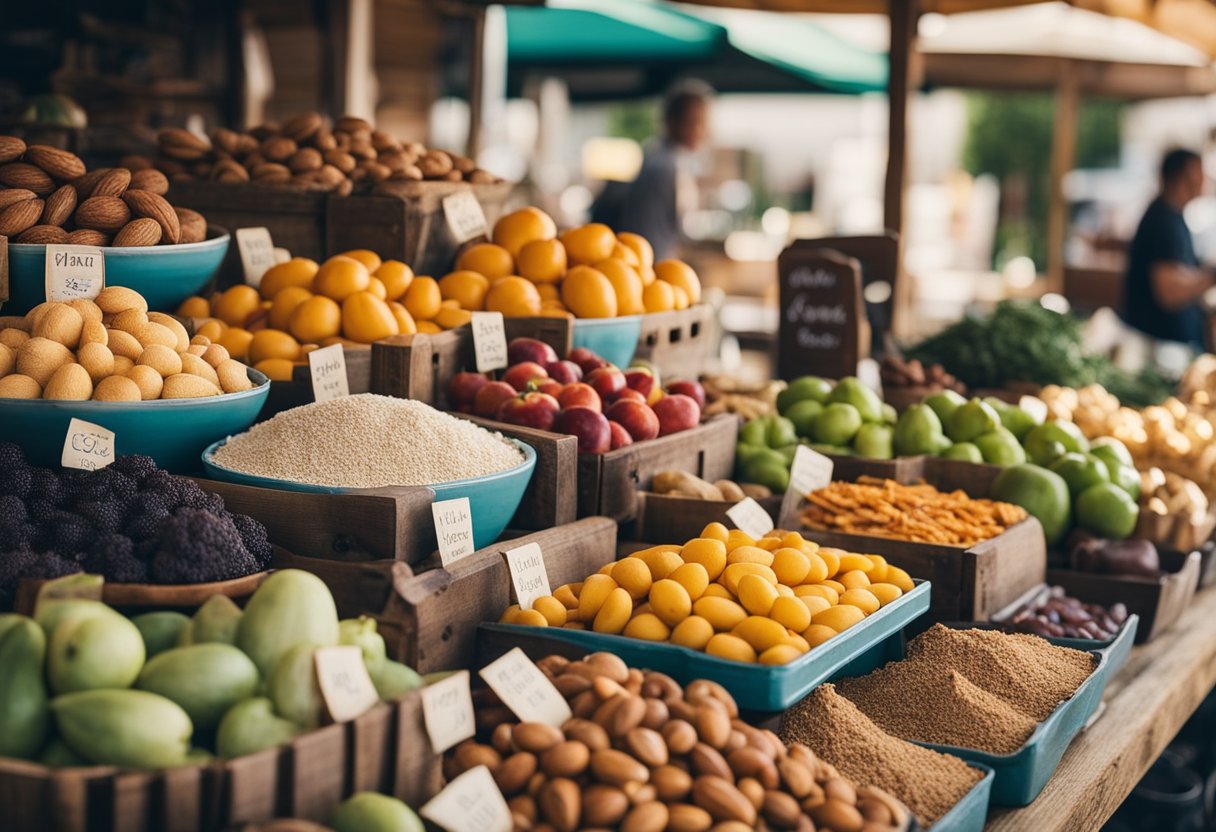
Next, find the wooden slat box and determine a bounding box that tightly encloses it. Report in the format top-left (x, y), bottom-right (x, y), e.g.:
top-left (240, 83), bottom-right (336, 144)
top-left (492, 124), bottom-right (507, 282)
top-left (630, 491), bottom-right (782, 544)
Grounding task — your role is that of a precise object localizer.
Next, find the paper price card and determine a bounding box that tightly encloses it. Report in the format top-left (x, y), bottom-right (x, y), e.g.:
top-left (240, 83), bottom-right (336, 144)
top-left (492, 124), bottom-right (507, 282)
top-left (421, 765), bottom-right (512, 832)
top-left (273, 247), bottom-right (292, 264)
top-left (443, 190), bottom-right (489, 244)
top-left (313, 645), bottom-right (379, 723)
top-left (308, 343), bottom-right (349, 403)
top-left (504, 542), bottom-right (550, 611)
top-left (471, 311), bottom-right (508, 372)
top-left (420, 669), bottom-right (475, 753)
top-left (433, 497), bottom-right (475, 567)
top-left (235, 227), bottom-right (277, 287)
top-left (45, 245), bottom-right (104, 302)
top-left (727, 497), bottom-right (774, 539)
top-left (479, 647), bottom-right (572, 728)
top-left (779, 445), bottom-right (833, 529)
top-left (61, 418), bottom-right (115, 471)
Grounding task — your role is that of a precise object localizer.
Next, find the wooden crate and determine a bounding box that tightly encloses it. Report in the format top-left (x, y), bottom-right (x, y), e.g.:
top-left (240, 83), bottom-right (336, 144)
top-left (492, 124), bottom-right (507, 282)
top-left (828, 453), bottom-right (926, 485)
top-left (0, 691), bottom-right (441, 832)
top-left (923, 456), bottom-right (1004, 496)
top-left (257, 344), bottom-right (375, 422)
top-left (633, 304), bottom-right (716, 378)
top-left (631, 491), bottom-right (782, 544)
top-left (371, 330), bottom-right (473, 408)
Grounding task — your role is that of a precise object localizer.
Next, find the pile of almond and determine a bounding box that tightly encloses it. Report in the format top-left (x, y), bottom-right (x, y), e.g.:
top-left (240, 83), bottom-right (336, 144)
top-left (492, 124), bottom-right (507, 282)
top-left (0, 136), bottom-right (208, 247)
top-left (149, 113), bottom-right (501, 195)
top-left (451, 652), bottom-right (910, 832)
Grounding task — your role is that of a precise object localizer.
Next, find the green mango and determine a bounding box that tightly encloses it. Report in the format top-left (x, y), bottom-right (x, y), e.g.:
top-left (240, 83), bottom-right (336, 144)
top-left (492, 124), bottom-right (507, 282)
top-left (854, 423), bottom-right (894, 460)
top-left (49, 612), bottom-right (145, 694)
top-left (180, 595), bottom-right (243, 647)
top-left (766, 416), bottom-right (798, 449)
top-left (372, 660), bottom-right (424, 701)
top-left (420, 670), bottom-right (457, 686)
top-left (812, 403), bottom-right (863, 446)
top-left (1049, 453), bottom-right (1111, 498)
top-left (973, 427), bottom-right (1026, 466)
top-left (893, 404), bottom-right (945, 456)
top-left (184, 748), bottom-right (214, 765)
top-left (236, 570), bottom-right (339, 679)
top-left (945, 398), bottom-right (1001, 443)
top-left (741, 457), bottom-right (790, 493)
top-left (1091, 437), bottom-right (1134, 468)
top-left (268, 643), bottom-right (324, 729)
top-left (0, 617), bottom-right (49, 759)
top-left (1108, 463), bottom-right (1142, 501)
top-left (137, 644), bottom-right (260, 731)
top-left (39, 737), bottom-right (86, 767)
top-left (881, 403), bottom-right (898, 425)
top-left (35, 599), bottom-right (119, 641)
top-left (986, 397), bottom-right (1041, 440)
top-left (924, 390), bottom-right (967, 425)
top-left (0, 613), bottom-right (27, 643)
top-left (216, 697), bottom-right (302, 759)
top-left (340, 617), bottom-right (387, 677)
top-left (991, 464), bottom-right (1072, 546)
top-left (827, 377), bottom-right (884, 423)
top-left (940, 442), bottom-right (983, 463)
top-left (331, 792), bottom-right (425, 832)
top-left (808, 443), bottom-right (854, 456)
top-left (132, 611), bottom-right (191, 658)
top-left (1075, 482), bottom-right (1139, 539)
top-left (734, 443), bottom-right (766, 467)
top-left (784, 400), bottom-right (823, 439)
top-left (776, 376), bottom-right (834, 413)
top-left (738, 418), bottom-right (769, 447)
top-left (52, 689), bottom-right (191, 769)
top-left (1025, 421), bottom-right (1090, 463)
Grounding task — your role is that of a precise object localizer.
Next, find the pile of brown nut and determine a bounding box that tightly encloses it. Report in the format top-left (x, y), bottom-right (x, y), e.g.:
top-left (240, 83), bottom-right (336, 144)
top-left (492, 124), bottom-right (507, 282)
top-left (150, 113), bottom-right (500, 195)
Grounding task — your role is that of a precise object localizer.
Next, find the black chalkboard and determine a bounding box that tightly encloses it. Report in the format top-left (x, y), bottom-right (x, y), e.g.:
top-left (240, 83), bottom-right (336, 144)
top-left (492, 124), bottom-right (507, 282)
top-left (776, 246), bottom-right (863, 381)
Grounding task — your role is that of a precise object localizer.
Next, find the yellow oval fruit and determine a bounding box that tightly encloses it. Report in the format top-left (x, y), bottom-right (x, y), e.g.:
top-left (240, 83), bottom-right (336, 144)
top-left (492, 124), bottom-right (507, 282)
top-left (885, 566), bottom-right (915, 593)
top-left (403, 276), bottom-right (442, 321)
top-left (721, 562), bottom-right (778, 596)
top-left (578, 574), bottom-right (618, 622)
top-left (725, 529), bottom-right (756, 551)
top-left (693, 596), bottom-right (748, 632)
top-left (457, 243), bottom-right (514, 280)
top-left (797, 595), bottom-right (833, 618)
top-left (514, 609), bottom-right (548, 627)
top-left (259, 257), bottom-right (319, 300)
top-left (0, 374), bottom-right (40, 398)
top-left (92, 375), bottom-right (141, 402)
top-left (670, 616), bottom-right (714, 651)
top-left (769, 596), bottom-right (812, 633)
top-left (248, 329), bottom-right (302, 364)
top-left (161, 373), bottom-right (220, 399)
top-left (434, 306), bottom-right (473, 329)
top-left (593, 587), bottom-right (634, 635)
top-left (668, 562), bottom-right (710, 601)
top-left (771, 548), bottom-right (811, 586)
top-left (839, 570), bottom-right (871, 591)
top-left (642, 279), bottom-right (676, 313)
top-left (611, 558), bottom-right (653, 600)
top-left (756, 536), bottom-right (783, 552)
top-left (493, 207), bottom-right (557, 258)
top-left (387, 302), bottom-right (417, 335)
top-left (617, 232), bottom-right (654, 273)
top-left (253, 358), bottom-right (296, 382)
top-left (837, 553), bottom-right (875, 574)
top-left (366, 277), bottom-right (388, 300)
top-left (561, 266), bottom-right (617, 319)
top-left (802, 624), bottom-right (838, 649)
top-left (269, 286), bottom-right (314, 331)
top-left (623, 612), bottom-right (670, 642)
top-left (865, 555), bottom-right (890, 582)
top-left (289, 296), bottom-right (342, 344)
top-left (701, 584), bottom-right (732, 600)
top-left (680, 538), bottom-right (727, 580)
top-left (655, 259), bottom-right (701, 304)
top-left (838, 588), bottom-right (880, 615)
top-left (817, 548), bottom-right (843, 578)
top-left (439, 270), bottom-right (491, 311)
top-left (727, 546), bottom-right (775, 567)
top-left (649, 579), bottom-right (692, 628)
top-left (312, 255), bottom-right (371, 301)
top-left (759, 644), bottom-right (803, 666)
top-left (34, 304), bottom-right (84, 349)
top-left (77, 342), bottom-right (114, 383)
top-left (336, 249), bottom-right (382, 273)
top-left (867, 583), bottom-right (903, 606)
top-left (819, 579), bottom-right (847, 595)
top-left (126, 365), bottom-right (164, 400)
top-left (560, 223), bottom-right (616, 266)
top-left (737, 574), bottom-right (779, 617)
top-left (485, 276), bottom-right (542, 318)
top-left (553, 584), bottom-right (579, 610)
top-left (195, 319), bottom-right (225, 343)
top-left (633, 547), bottom-right (684, 581)
top-left (732, 616), bottom-right (788, 653)
top-left (804, 553), bottom-right (830, 584)
top-left (705, 633), bottom-right (757, 664)
top-left (811, 605), bottom-right (866, 633)
top-left (342, 291), bottom-right (399, 343)
top-left (176, 296), bottom-right (211, 318)
top-left (375, 260), bottom-right (414, 301)
top-left (137, 344), bottom-right (183, 378)
top-left (595, 258), bottom-right (645, 316)
top-left (516, 238), bottom-right (567, 285)
top-left (213, 284), bottom-right (262, 327)
top-left (700, 522), bottom-right (729, 543)
top-left (16, 337), bottom-right (73, 387)
top-left (43, 363), bottom-right (93, 401)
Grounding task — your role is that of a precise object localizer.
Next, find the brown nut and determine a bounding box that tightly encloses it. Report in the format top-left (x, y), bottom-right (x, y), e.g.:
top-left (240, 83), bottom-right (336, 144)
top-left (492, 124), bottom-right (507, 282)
top-left (737, 777), bottom-right (765, 810)
top-left (540, 740), bottom-right (590, 778)
top-left (652, 764), bottom-right (693, 802)
top-left (589, 748), bottom-right (649, 787)
top-left (728, 747), bottom-right (779, 789)
top-left (581, 784), bottom-right (630, 827)
top-left (538, 777), bottom-right (580, 832)
top-left (610, 696), bottom-right (647, 738)
top-left (492, 722), bottom-right (514, 755)
top-left (621, 801), bottom-right (669, 832)
top-left (641, 697), bottom-right (669, 730)
top-left (810, 798), bottom-right (864, 832)
top-left (667, 803), bottom-right (714, 832)
top-left (493, 751), bottom-right (538, 795)
top-left (777, 758), bottom-right (815, 799)
top-left (690, 743), bottom-right (733, 781)
top-left (695, 705), bottom-right (732, 750)
top-left (452, 741), bottom-right (501, 775)
top-left (762, 790), bottom-right (803, 829)
top-left (624, 726), bottom-right (669, 767)
top-left (663, 719), bottom-right (699, 755)
top-left (418, 149), bottom-right (454, 179)
top-left (691, 776), bottom-right (757, 825)
top-left (562, 718), bottom-right (610, 752)
top-left (513, 722), bottom-right (565, 754)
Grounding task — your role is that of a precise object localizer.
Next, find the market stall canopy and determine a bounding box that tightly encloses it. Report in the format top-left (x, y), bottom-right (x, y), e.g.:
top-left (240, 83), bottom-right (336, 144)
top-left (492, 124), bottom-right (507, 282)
top-left (503, 0), bottom-right (888, 98)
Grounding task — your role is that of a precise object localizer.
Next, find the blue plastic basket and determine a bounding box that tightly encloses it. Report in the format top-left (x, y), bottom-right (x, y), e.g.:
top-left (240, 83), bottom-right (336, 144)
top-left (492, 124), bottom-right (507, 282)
top-left (930, 763), bottom-right (995, 832)
top-left (571, 315), bottom-right (642, 368)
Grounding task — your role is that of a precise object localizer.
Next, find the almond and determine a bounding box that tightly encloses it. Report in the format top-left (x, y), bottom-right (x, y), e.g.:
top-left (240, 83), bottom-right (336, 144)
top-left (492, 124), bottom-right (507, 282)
top-left (390, 165), bottom-right (423, 182)
top-left (762, 790), bottom-right (804, 829)
top-left (690, 743), bottom-right (733, 781)
top-left (469, 169), bottom-right (497, 185)
top-left (118, 154), bottom-right (154, 172)
top-left (25, 145), bottom-right (86, 181)
top-left (777, 758), bottom-right (815, 800)
top-left (282, 112), bottom-right (324, 142)
top-left (66, 229), bottom-right (110, 247)
top-left (0, 189), bottom-right (36, 210)
top-left (727, 747), bottom-right (778, 789)
top-left (652, 764), bottom-right (693, 802)
top-left (41, 184), bottom-right (77, 226)
top-left (581, 784), bottom-right (630, 827)
top-left (252, 162), bottom-right (291, 184)
top-left (335, 115), bottom-right (373, 133)
top-left (72, 168), bottom-right (110, 198)
top-left (261, 136), bottom-right (298, 163)
top-left (175, 207), bottom-right (207, 243)
top-left (16, 225), bottom-right (68, 245)
top-left (624, 726), bottom-right (669, 767)
top-left (667, 803), bottom-right (714, 832)
top-left (450, 153), bottom-right (476, 174)
top-left (91, 168), bottom-right (132, 198)
top-left (692, 776), bottom-right (756, 825)
top-left (371, 129), bottom-right (398, 152)
top-left (123, 189), bottom-right (180, 244)
top-left (112, 218), bottom-right (162, 247)
top-left (0, 163), bottom-right (54, 195)
top-left (643, 698), bottom-right (669, 730)
top-left (0, 198), bottom-right (45, 237)
top-left (810, 798), bottom-right (864, 831)
top-left (130, 168), bottom-right (169, 195)
top-left (312, 127), bottom-right (337, 152)
top-left (663, 719), bottom-right (699, 756)
top-left (288, 147), bottom-right (323, 173)
top-left (249, 123), bottom-right (280, 141)
top-left (562, 718), bottom-right (610, 752)
top-left (492, 751), bottom-right (537, 795)
top-left (210, 127), bottom-right (241, 155)
top-left (450, 742), bottom-right (501, 777)
top-left (621, 801), bottom-right (669, 832)
top-left (695, 705), bottom-right (732, 749)
top-left (159, 128), bottom-right (210, 160)
top-left (540, 740), bottom-right (590, 778)
top-left (538, 778), bottom-right (580, 832)
top-left (212, 159), bottom-right (250, 184)
top-left (324, 149), bottom-right (356, 173)
top-left (0, 135), bottom-right (26, 164)
top-left (75, 196), bottom-right (130, 233)
top-left (610, 696), bottom-right (647, 738)
top-left (590, 748), bottom-right (649, 787)
top-left (418, 150), bottom-right (454, 178)
top-left (512, 722), bottom-right (564, 754)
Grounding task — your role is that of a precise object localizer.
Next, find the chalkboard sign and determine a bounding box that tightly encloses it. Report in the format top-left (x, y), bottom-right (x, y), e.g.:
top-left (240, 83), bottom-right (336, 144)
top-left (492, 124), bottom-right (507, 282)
top-left (777, 246), bottom-right (864, 381)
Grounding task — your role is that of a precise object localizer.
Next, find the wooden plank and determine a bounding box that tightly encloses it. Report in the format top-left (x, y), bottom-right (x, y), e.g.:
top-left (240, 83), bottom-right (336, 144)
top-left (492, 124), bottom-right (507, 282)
top-left (159, 764), bottom-right (205, 832)
top-left (288, 723), bottom-right (347, 822)
top-left (371, 334), bottom-right (439, 404)
top-left (0, 757), bottom-right (51, 832)
top-left (351, 703), bottom-right (395, 795)
top-left (392, 690), bottom-right (444, 806)
top-left (884, 0), bottom-right (918, 241)
top-left (987, 585), bottom-right (1216, 831)
top-left (221, 747), bottom-right (284, 825)
top-left (1047, 63), bottom-right (1080, 293)
top-left (111, 770), bottom-right (154, 832)
top-left (51, 767), bottom-right (117, 832)
top-left (633, 304), bottom-right (716, 379)
top-left (503, 315), bottom-right (575, 359)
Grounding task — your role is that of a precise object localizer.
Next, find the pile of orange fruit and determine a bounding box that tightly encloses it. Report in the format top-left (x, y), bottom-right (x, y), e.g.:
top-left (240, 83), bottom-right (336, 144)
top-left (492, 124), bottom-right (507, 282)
top-left (176, 249), bottom-right (474, 380)
top-left (445, 207), bottom-right (702, 319)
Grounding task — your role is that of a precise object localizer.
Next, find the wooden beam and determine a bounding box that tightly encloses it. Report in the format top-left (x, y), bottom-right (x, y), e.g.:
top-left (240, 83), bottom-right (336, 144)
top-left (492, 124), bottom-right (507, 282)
top-left (468, 7), bottom-right (487, 158)
top-left (922, 53), bottom-right (1216, 98)
top-left (1047, 63), bottom-right (1079, 293)
top-left (884, 0), bottom-right (919, 240)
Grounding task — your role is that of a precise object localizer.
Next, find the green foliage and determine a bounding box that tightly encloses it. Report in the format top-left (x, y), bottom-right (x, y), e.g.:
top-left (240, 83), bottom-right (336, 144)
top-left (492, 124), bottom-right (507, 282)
top-left (607, 102), bottom-right (658, 144)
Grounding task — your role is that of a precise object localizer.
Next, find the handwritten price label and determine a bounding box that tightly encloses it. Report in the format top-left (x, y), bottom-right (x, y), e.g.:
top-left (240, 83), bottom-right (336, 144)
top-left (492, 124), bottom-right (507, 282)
top-left (504, 542), bottom-right (550, 611)
top-left (420, 670), bottom-right (475, 753)
top-left (273, 247), bottom-right (292, 264)
top-left (314, 645), bottom-right (379, 723)
top-left (45, 245), bottom-right (105, 302)
top-left (421, 765), bottom-right (512, 832)
top-left (308, 343), bottom-right (349, 403)
top-left (726, 497), bottom-right (774, 539)
top-left (442, 191), bottom-right (488, 244)
top-left (779, 446), bottom-right (833, 529)
top-left (471, 311), bottom-right (508, 372)
top-left (61, 418), bottom-right (115, 471)
top-left (235, 227), bottom-right (277, 287)
top-left (433, 497), bottom-right (475, 567)
top-left (479, 647), bottom-right (571, 727)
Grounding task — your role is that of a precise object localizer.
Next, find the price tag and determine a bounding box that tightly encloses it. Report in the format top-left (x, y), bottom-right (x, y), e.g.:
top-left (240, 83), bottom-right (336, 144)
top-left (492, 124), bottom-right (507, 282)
top-left (479, 647), bottom-right (572, 727)
top-left (779, 446), bottom-right (834, 529)
top-left (1019, 395), bottom-right (1049, 425)
top-left (61, 418), bottom-right (115, 471)
top-left (471, 311), bottom-right (508, 372)
top-left (420, 669), bottom-right (475, 753)
top-left (727, 497), bottom-right (774, 539)
top-left (421, 765), bottom-right (512, 832)
top-left (308, 343), bottom-right (349, 403)
top-left (44, 245), bottom-right (104, 302)
top-left (504, 542), bottom-right (550, 611)
top-left (433, 497), bottom-right (475, 567)
top-left (235, 227), bottom-right (277, 287)
top-left (273, 247), bottom-right (292, 264)
top-left (443, 191), bottom-right (488, 243)
top-left (314, 645), bottom-right (379, 723)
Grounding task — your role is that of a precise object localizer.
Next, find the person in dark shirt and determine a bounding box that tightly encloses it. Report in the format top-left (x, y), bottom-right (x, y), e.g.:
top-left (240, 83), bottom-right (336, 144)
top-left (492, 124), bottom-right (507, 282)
top-left (1123, 148), bottom-right (1213, 348)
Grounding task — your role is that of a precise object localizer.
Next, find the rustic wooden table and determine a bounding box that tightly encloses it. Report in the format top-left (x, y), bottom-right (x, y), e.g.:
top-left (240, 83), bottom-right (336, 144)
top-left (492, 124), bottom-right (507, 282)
top-left (986, 585), bottom-right (1216, 830)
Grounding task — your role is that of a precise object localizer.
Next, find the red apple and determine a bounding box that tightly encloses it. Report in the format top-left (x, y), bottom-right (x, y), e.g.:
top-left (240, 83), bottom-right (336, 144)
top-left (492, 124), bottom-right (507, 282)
top-left (555, 406), bottom-right (612, 454)
top-left (473, 381), bottom-right (517, 418)
top-left (586, 366), bottom-right (626, 400)
top-left (557, 382), bottom-right (602, 413)
top-left (625, 368), bottom-right (664, 406)
top-left (496, 391), bottom-right (560, 431)
top-left (652, 393), bottom-right (701, 436)
top-left (665, 379), bottom-right (706, 410)
top-left (545, 360), bottom-right (583, 385)
top-left (507, 337), bottom-right (559, 367)
top-left (568, 346), bottom-right (607, 375)
top-left (609, 421), bottom-right (633, 450)
top-left (606, 399), bottom-right (660, 441)
top-left (614, 388), bottom-right (646, 405)
top-left (447, 371), bottom-right (489, 410)
top-left (502, 361), bottom-right (549, 392)
top-left (534, 379), bottom-right (564, 399)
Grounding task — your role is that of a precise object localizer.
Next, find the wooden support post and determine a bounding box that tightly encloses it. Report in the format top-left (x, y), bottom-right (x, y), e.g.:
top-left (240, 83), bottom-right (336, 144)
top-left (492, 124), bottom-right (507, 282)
top-left (884, 0), bottom-right (920, 340)
top-left (468, 7), bottom-right (487, 158)
top-left (1048, 64), bottom-right (1080, 294)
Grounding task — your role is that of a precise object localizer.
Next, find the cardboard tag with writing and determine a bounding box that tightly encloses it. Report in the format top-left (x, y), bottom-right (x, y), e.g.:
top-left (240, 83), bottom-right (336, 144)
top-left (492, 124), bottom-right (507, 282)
top-left (235, 227), bottom-right (277, 287)
top-left (779, 445), bottom-right (833, 529)
top-left (61, 418), bottom-right (115, 471)
top-left (420, 670), bottom-right (475, 753)
top-left (504, 542), bottom-right (550, 610)
top-left (479, 647), bottom-right (572, 727)
top-left (433, 497), bottom-right (475, 567)
top-left (314, 645), bottom-right (379, 723)
top-left (273, 247), bottom-right (291, 264)
top-left (421, 765), bottom-right (512, 832)
top-left (45, 244), bottom-right (105, 302)
top-left (443, 191), bottom-right (488, 244)
top-left (308, 343), bottom-right (349, 403)
top-left (727, 497), bottom-right (774, 539)
top-left (471, 311), bottom-right (508, 372)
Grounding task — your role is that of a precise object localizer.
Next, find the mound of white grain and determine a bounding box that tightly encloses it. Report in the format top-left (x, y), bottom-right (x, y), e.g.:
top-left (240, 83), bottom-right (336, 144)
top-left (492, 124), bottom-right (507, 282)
top-left (212, 394), bottom-right (524, 487)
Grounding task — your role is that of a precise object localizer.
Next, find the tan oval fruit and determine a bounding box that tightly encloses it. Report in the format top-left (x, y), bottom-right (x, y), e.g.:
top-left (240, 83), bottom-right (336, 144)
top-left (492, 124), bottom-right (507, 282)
top-left (562, 718), bottom-right (610, 752)
top-left (811, 798), bottom-right (864, 832)
top-left (16, 337), bottom-right (73, 386)
top-left (126, 364), bottom-right (164, 400)
top-left (111, 308), bottom-right (149, 335)
top-left (161, 373), bottom-right (219, 398)
top-left (201, 343), bottom-right (230, 368)
top-left (43, 362), bottom-right (93, 401)
top-left (216, 359), bottom-right (253, 394)
top-left (0, 343), bottom-right (13, 377)
top-left (663, 719), bottom-right (699, 756)
top-left (186, 344), bottom-right (207, 357)
top-left (112, 355), bottom-right (134, 375)
top-left (610, 696), bottom-right (648, 739)
top-left (137, 344), bottom-right (183, 377)
top-left (692, 776), bottom-right (756, 825)
top-left (762, 790), bottom-right (803, 829)
top-left (106, 329), bottom-right (143, 360)
top-left (452, 742), bottom-right (502, 775)
top-left (0, 374), bottom-right (41, 399)
top-left (66, 299), bottom-right (103, 323)
top-left (92, 375), bottom-right (141, 402)
top-left (179, 351), bottom-right (220, 386)
top-left (538, 777), bottom-right (580, 832)
top-left (33, 304), bottom-right (84, 349)
top-left (134, 322), bottom-right (178, 349)
top-left (728, 747), bottom-right (779, 789)
top-left (77, 342), bottom-right (115, 383)
top-left (690, 743), bottom-right (733, 781)
top-left (95, 286), bottom-right (148, 315)
top-left (624, 727), bottom-right (669, 768)
top-left (695, 705), bottom-right (732, 750)
top-left (25, 302), bottom-right (55, 330)
top-left (80, 318), bottom-right (108, 347)
top-left (147, 312), bottom-right (190, 351)
top-left (0, 328), bottom-right (30, 350)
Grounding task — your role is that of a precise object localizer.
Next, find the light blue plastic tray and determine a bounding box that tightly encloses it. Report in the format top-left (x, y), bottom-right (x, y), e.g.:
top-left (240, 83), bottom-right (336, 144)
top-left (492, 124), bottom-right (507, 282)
top-left (930, 763), bottom-right (995, 832)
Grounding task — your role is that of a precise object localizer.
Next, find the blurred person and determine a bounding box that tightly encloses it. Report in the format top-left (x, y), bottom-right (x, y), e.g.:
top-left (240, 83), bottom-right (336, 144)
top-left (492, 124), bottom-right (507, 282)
top-left (1123, 148), bottom-right (1214, 349)
top-left (592, 82), bottom-right (713, 259)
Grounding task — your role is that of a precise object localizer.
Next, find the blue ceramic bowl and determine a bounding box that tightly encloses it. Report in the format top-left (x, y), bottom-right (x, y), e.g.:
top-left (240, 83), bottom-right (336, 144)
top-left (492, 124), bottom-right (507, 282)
top-left (4, 228), bottom-right (230, 315)
top-left (571, 315), bottom-right (642, 369)
top-left (0, 367), bottom-right (269, 473)
top-left (201, 436), bottom-right (537, 550)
